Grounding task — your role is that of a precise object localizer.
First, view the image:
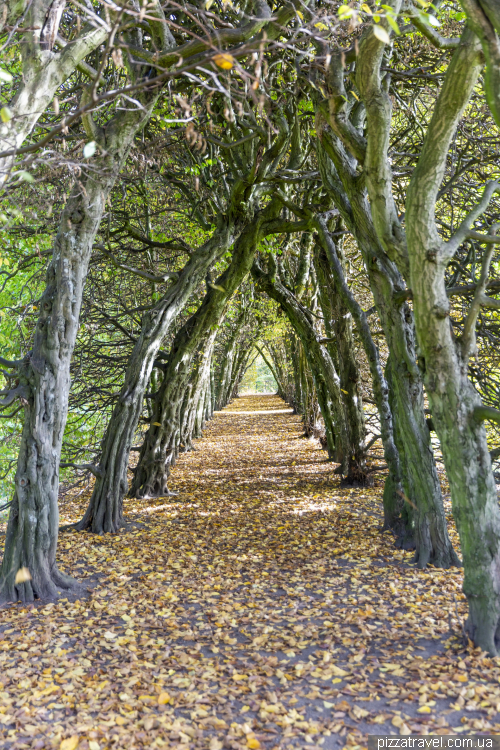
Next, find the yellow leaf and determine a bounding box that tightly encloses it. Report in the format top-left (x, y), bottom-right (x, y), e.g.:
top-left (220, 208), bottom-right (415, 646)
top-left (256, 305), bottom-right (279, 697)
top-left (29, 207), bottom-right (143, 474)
top-left (14, 567), bottom-right (31, 584)
top-left (331, 665), bottom-right (349, 676)
top-left (89, 742), bottom-right (100, 750)
top-left (392, 715), bottom-right (404, 727)
top-left (456, 673), bottom-right (468, 682)
top-left (417, 705), bottom-right (432, 713)
top-left (60, 738), bottom-right (79, 750)
top-left (213, 53), bottom-right (234, 70)
top-left (361, 3), bottom-right (372, 13)
top-left (296, 10), bottom-right (304, 19)
top-left (373, 24), bottom-right (391, 43)
top-left (153, 422), bottom-right (162, 426)
top-left (158, 692), bottom-right (171, 705)
top-left (0, 107), bottom-right (12, 123)
top-left (247, 738), bottom-right (261, 750)
top-left (315, 21), bottom-right (329, 30)
top-left (341, 389), bottom-right (349, 394)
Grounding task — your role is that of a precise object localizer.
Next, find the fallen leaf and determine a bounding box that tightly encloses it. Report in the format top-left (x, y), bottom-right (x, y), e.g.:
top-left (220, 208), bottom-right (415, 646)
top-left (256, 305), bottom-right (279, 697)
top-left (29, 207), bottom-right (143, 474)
top-left (60, 738), bottom-right (79, 750)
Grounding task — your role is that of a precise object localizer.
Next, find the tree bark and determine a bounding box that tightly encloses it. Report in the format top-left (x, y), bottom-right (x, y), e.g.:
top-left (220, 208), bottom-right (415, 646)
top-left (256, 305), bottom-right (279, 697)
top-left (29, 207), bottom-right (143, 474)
top-left (313, 235), bottom-right (368, 484)
top-left (315, 218), bottom-right (403, 515)
top-left (131, 210), bottom-right (270, 499)
top-left (73, 222), bottom-right (239, 533)
top-left (0, 4), bottom-right (174, 600)
top-left (252, 258), bottom-right (360, 478)
top-left (407, 27), bottom-right (500, 652)
top-left (314, 124), bottom-right (458, 568)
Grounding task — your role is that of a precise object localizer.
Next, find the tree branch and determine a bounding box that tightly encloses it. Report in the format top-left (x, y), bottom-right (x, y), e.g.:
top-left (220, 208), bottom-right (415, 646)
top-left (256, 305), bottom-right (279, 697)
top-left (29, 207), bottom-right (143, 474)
top-left (473, 405), bottom-right (500, 425)
top-left (445, 182), bottom-right (500, 259)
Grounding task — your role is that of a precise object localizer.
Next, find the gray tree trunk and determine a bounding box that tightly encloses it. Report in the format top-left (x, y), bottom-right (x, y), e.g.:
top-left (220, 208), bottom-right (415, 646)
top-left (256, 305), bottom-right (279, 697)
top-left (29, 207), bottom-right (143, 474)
top-left (252, 258), bottom-right (360, 478)
top-left (131, 209), bottom-right (271, 498)
top-left (73, 222), bottom-right (239, 533)
top-left (313, 235), bottom-right (368, 484)
top-left (0, 4), bottom-right (174, 600)
top-left (407, 27), bottom-right (500, 652)
top-left (315, 130), bottom-right (458, 568)
top-left (315, 218), bottom-right (403, 522)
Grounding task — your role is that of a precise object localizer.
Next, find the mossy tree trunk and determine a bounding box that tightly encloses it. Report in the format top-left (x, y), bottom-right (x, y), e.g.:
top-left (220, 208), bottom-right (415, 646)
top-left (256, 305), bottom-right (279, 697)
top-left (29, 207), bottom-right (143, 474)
top-left (406, 27), bottom-right (500, 653)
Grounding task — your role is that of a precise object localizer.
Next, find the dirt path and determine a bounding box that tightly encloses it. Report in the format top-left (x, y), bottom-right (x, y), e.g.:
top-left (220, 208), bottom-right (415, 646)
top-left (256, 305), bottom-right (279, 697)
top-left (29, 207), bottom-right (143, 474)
top-left (0, 394), bottom-right (499, 750)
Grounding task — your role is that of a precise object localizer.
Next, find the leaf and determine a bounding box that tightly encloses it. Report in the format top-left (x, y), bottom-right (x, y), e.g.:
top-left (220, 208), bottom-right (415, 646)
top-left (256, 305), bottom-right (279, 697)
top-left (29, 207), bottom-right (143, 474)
top-left (14, 567), bottom-right (31, 584)
top-left (153, 422), bottom-right (162, 426)
top-left (386, 15), bottom-right (400, 34)
top-left (60, 738), bottom-right (80, 750)
top-left (373, 24), bottom-right (391, 43)
top-left (89, 742), bottom-right (100, 750)
top-left (158, 691), bottom-right (171, 704)
top-left (103, 630), bottom-right (117, 640)
top-left (205, 0), bottom-right (214, 8)
top-left (330, 665), bottom-right (349, 676)
top-left (0, 68), bottom-right (13, 82)
top-left (247, 738), bottom-right (261, 749)
top-left (361, 3), bottom-right (372, 13)
top-left (16, 171), bottom-right (34, 183)
top-left (0, 107), bottom-right (12, 123)
top-left (296, 10), bottom-right (304, 19)
top-left (315, 22), bottom-right (329, 30)
top-left (83, 141), bottom-right (96, 158)
top-left (338, 5), bottom-right (353, 18)
top-left (213, 53), bottom-right (234, 70)
top-left (417, 705), bottom-right (432, 713)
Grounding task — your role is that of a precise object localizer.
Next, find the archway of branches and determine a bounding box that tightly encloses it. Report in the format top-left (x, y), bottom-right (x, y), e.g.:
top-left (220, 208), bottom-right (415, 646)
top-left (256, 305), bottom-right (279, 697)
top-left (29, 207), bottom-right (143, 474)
top-left (1, 0), bottom-right (500, 659)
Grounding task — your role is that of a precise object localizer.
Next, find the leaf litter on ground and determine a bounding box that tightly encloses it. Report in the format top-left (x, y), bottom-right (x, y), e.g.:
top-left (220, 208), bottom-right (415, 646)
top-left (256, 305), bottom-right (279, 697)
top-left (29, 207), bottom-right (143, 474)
top-left (0, 395), bottom-right (499, 750)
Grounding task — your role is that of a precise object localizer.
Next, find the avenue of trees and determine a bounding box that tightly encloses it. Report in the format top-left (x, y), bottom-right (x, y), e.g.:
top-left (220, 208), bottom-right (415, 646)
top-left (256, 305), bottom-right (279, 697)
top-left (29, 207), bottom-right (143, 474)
top-left (1, 0), bottom-right (500, 654)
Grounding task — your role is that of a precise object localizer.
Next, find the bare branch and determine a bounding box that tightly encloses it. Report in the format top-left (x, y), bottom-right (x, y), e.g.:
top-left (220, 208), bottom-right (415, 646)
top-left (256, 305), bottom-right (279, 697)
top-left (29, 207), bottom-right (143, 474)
top-left (462, 240), bottom-right (497, 360)
top-left (445, 181), bottom-right (500, 259)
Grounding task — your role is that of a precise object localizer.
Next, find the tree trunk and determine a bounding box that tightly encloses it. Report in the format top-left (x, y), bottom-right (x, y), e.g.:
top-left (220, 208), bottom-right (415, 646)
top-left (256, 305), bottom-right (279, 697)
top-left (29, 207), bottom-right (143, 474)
top-left (0, 6), bottom-right (174, 598)
top-left (131, 211), bottom-right (268, 499)
top-left (0, 136), bottom-right (139, 600)
top-left (315, 130), bottom-right (458, 568)
top-left (407, 28), bottom-right (500, 652)
top-left (313, 236), bottom-right (368, 484)
top-left (252, 258), bottom-right (359, 476)
top-left (73, 224), bottom-right (238, 533)
top-left (215, 312), bottom-right (247, 409)
top-left (315, 219), bottom-right (403, 516)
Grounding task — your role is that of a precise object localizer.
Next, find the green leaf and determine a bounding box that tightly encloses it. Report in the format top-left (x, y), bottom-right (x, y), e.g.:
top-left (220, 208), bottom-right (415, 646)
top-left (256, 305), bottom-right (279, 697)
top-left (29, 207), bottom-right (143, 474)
top-left (0, 107), bottom-right (12, 123)
top-left (16, 171), bottom-right (34, 183)
top-left (337, 5), bottom-right (353, 18)
top-left (373, 24), bottom-right (391, 43)
top-left (386, 15), bottom-right (400, 34)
